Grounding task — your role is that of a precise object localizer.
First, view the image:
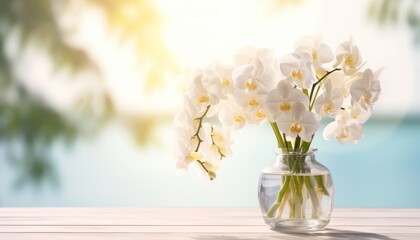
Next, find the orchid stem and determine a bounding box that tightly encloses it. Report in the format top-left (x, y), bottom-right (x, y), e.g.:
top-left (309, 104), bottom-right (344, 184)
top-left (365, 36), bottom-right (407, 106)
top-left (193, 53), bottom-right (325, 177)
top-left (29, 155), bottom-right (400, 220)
top-left (309, 68), bottom-right (341, 103)
top-left (270, 122), bottom-right (286, 149)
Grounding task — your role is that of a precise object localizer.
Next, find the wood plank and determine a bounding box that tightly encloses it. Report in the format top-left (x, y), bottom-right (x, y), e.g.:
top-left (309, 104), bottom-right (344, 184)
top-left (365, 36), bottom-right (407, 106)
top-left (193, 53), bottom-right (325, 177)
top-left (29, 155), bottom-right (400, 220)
top-left (1, 208), bottom-right (419, 217)
top-left (0, 232), bottom-right (420, 240)
top-left (0, 225), bottom-right (420, 234)
top-left (0, 216), bottom-right (419, 226)
top-left (0, 208), bottom-right (419, 226)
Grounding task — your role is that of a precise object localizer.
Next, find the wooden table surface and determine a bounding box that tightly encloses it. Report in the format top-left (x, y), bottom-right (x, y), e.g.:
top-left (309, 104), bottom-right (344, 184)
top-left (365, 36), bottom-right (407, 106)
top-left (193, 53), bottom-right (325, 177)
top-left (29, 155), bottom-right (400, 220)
top-left (0, 208), bottom-right (419, 239)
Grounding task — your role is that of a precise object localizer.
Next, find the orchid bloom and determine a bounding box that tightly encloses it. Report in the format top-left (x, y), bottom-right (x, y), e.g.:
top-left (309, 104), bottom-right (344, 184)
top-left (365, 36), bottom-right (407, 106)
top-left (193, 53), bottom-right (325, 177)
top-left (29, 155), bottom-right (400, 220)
top-left (200, 123), bottom-right (233, 169)
top-left (202, 63), bottom-right (234, 100)
top-left (276, 102), bottom-right (320, 142)
top-left (323, 110), bottom-right (364, 144)
top-left (233, 58), bottom-right (274, 94)
top-left (208, 125), bottom-right (233, 160)
top-left (279, 53), bottom-right (317, 89)
top-left (349, 101), bottom-right (371, 124)
top-left (218, 100), bottom-right (248, 129)
top-left (173, 109), bottom-right (200, 170)
top-left (294, 35), bottom-right (334, 74)
top-left (314, 79), bottom-right (344, 118)
top-left (266, 81), bottom-right (309, 120)
top-left (233, 90), bottom-right (268, 125)
top-left (335, 37), bottom-right (363, 75)
top-left (187, 69), bottom-right (219, 111)
top-left (328, 70), bottom-right (354, 98)
top-left (350, 68), bottom-right (381, 110)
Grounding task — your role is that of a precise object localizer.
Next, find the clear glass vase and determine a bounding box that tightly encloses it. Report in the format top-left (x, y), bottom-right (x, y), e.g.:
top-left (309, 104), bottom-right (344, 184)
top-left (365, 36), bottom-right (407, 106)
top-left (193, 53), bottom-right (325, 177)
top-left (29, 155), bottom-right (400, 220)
top-left (258, 148), bottom-right (334, 232)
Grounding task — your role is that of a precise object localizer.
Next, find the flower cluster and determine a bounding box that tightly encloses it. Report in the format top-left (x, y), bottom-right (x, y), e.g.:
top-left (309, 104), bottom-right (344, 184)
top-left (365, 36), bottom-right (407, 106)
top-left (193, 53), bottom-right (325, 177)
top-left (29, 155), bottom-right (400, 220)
top-left (174, 36), bottom-right (382, 180)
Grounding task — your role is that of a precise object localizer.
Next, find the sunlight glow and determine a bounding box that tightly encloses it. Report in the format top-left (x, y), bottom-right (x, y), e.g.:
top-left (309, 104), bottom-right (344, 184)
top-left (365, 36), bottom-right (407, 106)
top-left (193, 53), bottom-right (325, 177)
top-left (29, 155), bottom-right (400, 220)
top-left (157, 0), bottom-right (322, 66)
top-left (14, 0), bottom-right (415, 117)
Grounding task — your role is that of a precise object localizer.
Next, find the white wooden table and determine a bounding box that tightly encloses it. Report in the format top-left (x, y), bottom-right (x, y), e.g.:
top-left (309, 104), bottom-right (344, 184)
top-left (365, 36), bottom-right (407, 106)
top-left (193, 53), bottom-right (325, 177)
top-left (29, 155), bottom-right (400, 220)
top-left (0, 208), bottom-right (418, 239)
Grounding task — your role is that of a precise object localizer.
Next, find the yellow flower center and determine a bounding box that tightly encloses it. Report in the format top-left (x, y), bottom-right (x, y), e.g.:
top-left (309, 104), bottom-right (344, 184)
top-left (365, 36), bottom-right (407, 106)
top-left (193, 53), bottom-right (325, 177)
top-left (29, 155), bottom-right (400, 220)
top-left (339, 129), bottom-right (349, 139)
top-left (279, 103), bottom-right (292, 111)
top-left (353, 115), bottom-right (360, 119)
top-left (290, 123), bottom-right (302, 133)
top-left (234, 115), bottom-right (245, 123)
top-left (363, 94), bottom-right (372, 104)
top-left (246, 79), bottom-right (257, 90)
top-left (198, 95), bottom-right (208, 103)
top-left (255, 110), bottom-right (266, 119)
top-left (221, 78), bottom-right (230, 86)
top-left (247, 98), bottom-right (259, 107)
top-left (324, 104), bottom-right (335, 114)
top-left (312, 50), bottom-right (318, 60)
top-left (345, 57), bottom-right (354, 65)
top-left (292, 70), bottom-right (303, 80)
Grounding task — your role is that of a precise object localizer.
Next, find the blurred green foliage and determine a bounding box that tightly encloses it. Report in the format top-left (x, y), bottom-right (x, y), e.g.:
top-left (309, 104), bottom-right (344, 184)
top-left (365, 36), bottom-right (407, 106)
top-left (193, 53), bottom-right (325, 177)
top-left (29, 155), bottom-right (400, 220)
top-left (369, 0), bottom-right (420, 43)
top-left (0, 0), bottom-right (174, 189)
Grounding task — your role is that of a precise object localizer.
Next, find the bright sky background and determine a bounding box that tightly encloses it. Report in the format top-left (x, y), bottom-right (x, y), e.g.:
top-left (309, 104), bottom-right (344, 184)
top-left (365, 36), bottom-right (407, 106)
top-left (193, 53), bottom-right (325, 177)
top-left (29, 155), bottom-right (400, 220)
top-left (9, 0), bottom-right (418, 117)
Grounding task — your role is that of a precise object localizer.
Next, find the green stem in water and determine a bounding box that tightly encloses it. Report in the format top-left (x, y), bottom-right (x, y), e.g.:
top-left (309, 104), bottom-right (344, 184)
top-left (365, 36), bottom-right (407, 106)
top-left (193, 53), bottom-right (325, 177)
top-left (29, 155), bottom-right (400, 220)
top-left (315, 175), bottom-right (330, 196)
top-left (305, 176), bottom-right (322, 218)
top-left (267, 176), bottom-right (291, 217)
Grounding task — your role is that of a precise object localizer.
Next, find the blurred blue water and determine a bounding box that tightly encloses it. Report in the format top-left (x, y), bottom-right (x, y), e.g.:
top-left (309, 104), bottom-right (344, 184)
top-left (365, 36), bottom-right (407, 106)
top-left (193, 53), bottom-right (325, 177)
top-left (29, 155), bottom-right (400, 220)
top-left (0, 116), bottom-right (419, 207)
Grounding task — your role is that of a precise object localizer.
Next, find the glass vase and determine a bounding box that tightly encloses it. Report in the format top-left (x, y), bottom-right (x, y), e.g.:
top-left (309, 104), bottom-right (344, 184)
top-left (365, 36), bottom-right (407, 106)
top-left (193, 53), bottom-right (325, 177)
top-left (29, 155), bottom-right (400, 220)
top-left (258, 148), bottom-right (334, 232)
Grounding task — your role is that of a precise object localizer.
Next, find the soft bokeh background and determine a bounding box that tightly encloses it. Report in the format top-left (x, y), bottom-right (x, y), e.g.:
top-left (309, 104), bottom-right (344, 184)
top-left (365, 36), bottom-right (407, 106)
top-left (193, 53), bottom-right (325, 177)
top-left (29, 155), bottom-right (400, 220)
top-left (0, 0), bottom-right (419, 207)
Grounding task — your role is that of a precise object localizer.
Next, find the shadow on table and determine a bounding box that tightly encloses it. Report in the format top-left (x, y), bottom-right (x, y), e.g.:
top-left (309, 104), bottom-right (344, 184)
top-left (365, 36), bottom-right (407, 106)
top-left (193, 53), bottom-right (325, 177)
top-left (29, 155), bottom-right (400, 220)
top-left (272, 228), bottom-right (397, 240)
top-left (192, 228), bottom-right (396, 240)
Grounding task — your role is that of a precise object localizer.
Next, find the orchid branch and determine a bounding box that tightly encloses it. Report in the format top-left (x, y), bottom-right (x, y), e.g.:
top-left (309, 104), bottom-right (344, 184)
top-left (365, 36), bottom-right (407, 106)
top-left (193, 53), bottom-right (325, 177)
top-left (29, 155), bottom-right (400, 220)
top-left (309, 68), bottom-right (341, 102)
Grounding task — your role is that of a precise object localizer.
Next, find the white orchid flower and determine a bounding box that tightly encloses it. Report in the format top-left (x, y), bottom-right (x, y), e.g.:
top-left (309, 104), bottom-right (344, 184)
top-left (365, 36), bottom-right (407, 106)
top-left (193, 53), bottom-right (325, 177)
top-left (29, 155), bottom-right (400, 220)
top-left (173, 126), bottom-right (201, 170)
top-left (335, 37), bottom-right (363, 75)
top-left (233, 90), bottom-right (268, 125)
top-left (188, 122), bottom-right (221, 179)
top-left (349, 101), bottom-right (371, 124)
top-left (323, 110), bottom-right (364, 144)
top-left (266, 81), bottom-right (309, 120)
top-left (232, 58), bottom-right (274, 94)
top-left (233, 46), bottom-right (273, 67)
top-left (173, 110), bottom-right (196, 170)
top-left (314, 79), bottom-right (344, 118)
top-left (276, 102), bottom-right (320, 142)
top-left (201, 124), bottom-right (233, 162)
top-left (243, 107), bottom-right (268, 125)
top-left (218, 99), bottom-right (248, 129)
top-left (294, 35), bottom-right (334, 73)
top-left (350, 68), bottom-right (381, 110)
top-left (279, 53), bottom-right (317, 89)
top-left (173, 108), bottom-right (195, 135)
top-left (202, 63), bottom-right (234, 100)
top-left (234, 89), bottom-right (265, 110)
top-left (328, 71), bottom-right (353, 98)
top-left (187, 69), bottom-right (219, 112)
